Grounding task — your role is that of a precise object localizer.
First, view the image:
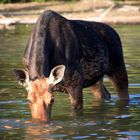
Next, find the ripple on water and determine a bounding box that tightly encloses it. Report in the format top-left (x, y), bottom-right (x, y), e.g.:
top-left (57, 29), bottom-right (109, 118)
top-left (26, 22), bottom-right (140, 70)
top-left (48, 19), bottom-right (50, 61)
top-left (0, 100), bottom-right (24, 105)
top-left (0, 119), bottom-right (24, 130)
top-left (116, 131), bottom-right (140, 136)
top-left (45, 134), bottom-right (68, 139)
top-left (114, 114), bottom-right (132, 119)
top-left (72, 135), bottom-right (90, 139)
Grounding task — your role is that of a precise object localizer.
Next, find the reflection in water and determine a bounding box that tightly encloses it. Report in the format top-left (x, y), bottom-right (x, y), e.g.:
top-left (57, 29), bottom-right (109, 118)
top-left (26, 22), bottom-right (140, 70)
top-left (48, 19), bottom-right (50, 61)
top-left (24, 123), bottom-right (56, 140)
top-left (0, 25), bottom-right (140, 139)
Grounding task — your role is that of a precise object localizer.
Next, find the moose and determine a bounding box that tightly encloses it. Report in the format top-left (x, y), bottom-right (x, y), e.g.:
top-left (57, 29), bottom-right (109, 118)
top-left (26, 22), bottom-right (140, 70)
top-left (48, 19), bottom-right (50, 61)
top-left (14, 10), bottom-right (129, 121)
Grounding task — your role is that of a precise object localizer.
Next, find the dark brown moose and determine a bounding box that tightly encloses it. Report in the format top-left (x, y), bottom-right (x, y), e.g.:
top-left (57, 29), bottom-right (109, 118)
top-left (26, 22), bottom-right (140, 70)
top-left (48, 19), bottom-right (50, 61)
top-left (14, 10), bottom-right (129, 121)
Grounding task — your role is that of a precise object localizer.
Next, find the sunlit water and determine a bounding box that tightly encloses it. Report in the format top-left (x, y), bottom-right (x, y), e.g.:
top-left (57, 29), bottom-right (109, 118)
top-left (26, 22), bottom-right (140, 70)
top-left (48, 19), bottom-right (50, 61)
top-left (0, 25), bottom-right (140, 140)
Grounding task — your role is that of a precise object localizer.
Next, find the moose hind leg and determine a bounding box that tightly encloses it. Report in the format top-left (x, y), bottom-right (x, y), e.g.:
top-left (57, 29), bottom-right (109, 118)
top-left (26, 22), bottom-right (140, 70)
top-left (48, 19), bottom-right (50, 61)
top-left (90, 79), bottom-right (111, 100)
top-left (107, 67), bottom-right (129, 100)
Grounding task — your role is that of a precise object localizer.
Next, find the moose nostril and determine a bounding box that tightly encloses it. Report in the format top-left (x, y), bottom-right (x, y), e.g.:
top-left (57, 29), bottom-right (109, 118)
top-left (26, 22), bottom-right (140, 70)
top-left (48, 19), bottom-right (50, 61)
top-left (50, 98), bottom-right (54, 104)
top-left (27, 99), bottom-right (32, 104)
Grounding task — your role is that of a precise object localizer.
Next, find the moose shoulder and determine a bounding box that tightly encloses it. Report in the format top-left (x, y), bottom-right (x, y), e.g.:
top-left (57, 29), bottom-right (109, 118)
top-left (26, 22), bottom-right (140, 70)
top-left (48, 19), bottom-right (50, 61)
top-left (14, 10), bottom-right (129, 121)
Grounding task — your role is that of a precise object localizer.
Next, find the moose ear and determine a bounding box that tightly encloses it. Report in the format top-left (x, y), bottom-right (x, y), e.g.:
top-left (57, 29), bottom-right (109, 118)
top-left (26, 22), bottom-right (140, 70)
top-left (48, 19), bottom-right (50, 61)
top-left (14, 69), bottom-right (30, 86)
top-left (48, 65), bottom-right (65, 86)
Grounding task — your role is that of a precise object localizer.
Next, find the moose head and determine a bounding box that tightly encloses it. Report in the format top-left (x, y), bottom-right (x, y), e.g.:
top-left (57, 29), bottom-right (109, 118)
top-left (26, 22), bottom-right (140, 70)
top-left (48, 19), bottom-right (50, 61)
top-left (14, 65), bottom-right (65, 121)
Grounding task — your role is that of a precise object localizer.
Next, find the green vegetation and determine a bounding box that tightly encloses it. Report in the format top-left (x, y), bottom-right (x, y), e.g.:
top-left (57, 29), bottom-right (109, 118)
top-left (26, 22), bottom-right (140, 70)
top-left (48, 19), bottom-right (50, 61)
top-left (0, 0), bottom-right (11, 3)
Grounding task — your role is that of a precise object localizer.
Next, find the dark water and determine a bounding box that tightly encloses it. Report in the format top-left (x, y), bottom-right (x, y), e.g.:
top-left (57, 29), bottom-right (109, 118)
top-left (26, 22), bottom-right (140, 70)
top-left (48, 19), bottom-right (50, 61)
top-left (0, 24), bottom-right (140, 140)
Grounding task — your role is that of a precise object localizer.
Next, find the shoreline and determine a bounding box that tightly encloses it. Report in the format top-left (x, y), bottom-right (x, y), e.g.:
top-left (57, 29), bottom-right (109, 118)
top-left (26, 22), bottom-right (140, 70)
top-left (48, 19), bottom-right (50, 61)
top-left (0, 16), bottom-right (140, 28)
top-left (0, 1), bottom-right (140, 29)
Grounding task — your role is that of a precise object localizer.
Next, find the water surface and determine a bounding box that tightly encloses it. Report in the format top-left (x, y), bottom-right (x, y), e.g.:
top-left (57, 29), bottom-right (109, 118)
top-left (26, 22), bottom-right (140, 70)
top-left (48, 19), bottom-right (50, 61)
top-left (0, 24), bottom-right (140, 140)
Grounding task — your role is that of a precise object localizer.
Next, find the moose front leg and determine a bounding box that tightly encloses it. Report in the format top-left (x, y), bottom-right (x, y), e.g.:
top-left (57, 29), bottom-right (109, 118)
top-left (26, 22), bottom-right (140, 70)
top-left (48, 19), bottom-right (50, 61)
top-left (67, 86), bottom-right (83, 110)
top-left (65, 69), bottom-right (83, 110)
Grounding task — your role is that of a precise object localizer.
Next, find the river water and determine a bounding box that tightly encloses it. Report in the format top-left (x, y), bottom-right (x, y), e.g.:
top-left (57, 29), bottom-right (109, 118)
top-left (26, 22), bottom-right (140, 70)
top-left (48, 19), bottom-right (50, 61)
top-left (0, 25), bottom-right (140, 140)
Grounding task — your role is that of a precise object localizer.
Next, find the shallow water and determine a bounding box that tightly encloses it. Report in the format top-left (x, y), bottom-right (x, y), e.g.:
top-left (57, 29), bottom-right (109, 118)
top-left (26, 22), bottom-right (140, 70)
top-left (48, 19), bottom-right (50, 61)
top-left (0, 24), bottom-right (140, 140)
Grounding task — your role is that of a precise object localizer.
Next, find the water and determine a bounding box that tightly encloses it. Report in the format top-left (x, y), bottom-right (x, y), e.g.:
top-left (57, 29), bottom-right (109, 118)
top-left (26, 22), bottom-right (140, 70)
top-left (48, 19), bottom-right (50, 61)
top-left (0, 24), bottom-right (140, 140)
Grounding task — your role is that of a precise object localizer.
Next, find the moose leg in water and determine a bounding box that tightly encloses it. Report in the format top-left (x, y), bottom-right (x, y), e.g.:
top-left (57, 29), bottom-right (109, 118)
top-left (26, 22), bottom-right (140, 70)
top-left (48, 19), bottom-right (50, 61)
top-left (67, 86), bottom-right (83, 110)
top-left (65, 70), bottom-right (83, 110)
top-left (107, 67), bottom-right (129, 100)
top-left (90, 79), bottom-right (111, 100)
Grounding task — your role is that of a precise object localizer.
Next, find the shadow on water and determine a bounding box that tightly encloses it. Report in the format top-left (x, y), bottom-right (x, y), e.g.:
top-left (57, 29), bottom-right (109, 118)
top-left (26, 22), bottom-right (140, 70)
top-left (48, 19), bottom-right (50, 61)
top-left (0, 25), bottom-right (140, 139)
